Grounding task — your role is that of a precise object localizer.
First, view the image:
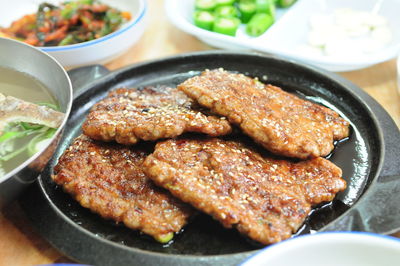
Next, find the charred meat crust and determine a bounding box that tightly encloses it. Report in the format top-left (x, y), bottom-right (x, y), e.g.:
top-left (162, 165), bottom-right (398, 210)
top-left (143, 138), bottom-right (346, 245)
top-left (52, 135), bottom-right (194, 242)
top-left (178, 69), bottom-right (349, 159)
top-left (82, 87), bottom-right (232, 145)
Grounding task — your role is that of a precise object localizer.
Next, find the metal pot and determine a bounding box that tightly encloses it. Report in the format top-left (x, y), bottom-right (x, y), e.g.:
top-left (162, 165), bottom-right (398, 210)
top-left (0, 37), bottom-right (72, 208)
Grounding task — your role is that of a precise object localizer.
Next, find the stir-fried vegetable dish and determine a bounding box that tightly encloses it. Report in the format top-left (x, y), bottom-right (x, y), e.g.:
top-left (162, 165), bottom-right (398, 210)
top-left (0, 0), bottom-right (131, 46)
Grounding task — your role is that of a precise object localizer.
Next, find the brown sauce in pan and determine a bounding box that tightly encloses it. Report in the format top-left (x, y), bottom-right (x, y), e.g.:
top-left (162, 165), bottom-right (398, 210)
top-left (305, 96), bottom-right (369, 206)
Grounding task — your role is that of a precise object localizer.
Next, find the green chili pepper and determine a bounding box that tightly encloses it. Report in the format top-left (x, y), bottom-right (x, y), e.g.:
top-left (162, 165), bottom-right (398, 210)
top-left (193, 11), bottom-right (215, 30)
top-left (215, 0), bottom-right (236, 7)
top-left (195, 0), bottom-right (217, 11)
top-left (276, 0), bottom-right (297, 8)
top-left (213, 17), bottom-right (240, 36)
top-left (256, 0), bottom-right (275, 19)
top-left (238, 1), bottom-right (256, 23)
top-left (246, 13), bottom-right (273, 36)
top-left (214, 6), bottom-right (239, 18)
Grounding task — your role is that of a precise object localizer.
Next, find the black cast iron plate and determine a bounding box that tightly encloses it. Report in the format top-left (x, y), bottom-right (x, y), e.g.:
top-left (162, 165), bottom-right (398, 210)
top-left (20, 52), bottom-right (400, 266)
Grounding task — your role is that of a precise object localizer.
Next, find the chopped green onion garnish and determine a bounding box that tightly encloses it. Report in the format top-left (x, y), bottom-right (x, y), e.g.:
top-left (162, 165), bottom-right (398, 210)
top-left (155, 232), bottom-right (174, 244)
top-left (27, 129), bottom-right (53, 156)
top-left (0, 129), bottom-right (35, 142)
top-left (20, 122), bottom-right (43, 130)
top-left (0, 101), bottom-right (59, 162)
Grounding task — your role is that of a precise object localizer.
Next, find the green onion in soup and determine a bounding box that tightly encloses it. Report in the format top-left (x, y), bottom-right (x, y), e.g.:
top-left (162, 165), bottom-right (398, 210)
top-left (0, 93), bottom-right (64, 177)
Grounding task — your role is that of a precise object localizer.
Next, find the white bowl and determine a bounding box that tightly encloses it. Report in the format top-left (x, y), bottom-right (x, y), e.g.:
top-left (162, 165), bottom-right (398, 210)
top-left (0, 0), bottom-right (147, 68)
top-left (166, 0), bottom-right (400, 72)
top-left (241, 232), bottom-right (400, 266)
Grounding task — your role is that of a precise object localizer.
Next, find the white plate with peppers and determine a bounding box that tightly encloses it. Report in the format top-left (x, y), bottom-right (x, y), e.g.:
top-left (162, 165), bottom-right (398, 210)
top-left (166, 0), bottom-right (400, 72)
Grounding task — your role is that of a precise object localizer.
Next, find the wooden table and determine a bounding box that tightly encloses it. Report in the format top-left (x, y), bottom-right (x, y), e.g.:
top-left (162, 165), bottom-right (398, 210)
top-left (1, 0), bottom-right (399, 265)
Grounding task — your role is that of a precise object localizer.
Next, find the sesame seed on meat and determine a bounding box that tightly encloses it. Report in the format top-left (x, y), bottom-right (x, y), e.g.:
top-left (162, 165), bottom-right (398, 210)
top-left (82, 87), bottom-right (232, 145)
top-left (143, 138), bottom-right (346, 245)
top-left (178, 69), bottom-right (350, 159)
top-left (52, 135), bottom-right (194, 243)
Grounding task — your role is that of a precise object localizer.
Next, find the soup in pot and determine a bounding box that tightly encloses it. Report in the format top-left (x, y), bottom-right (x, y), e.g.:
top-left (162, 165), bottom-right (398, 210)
top-left (0, 67), bottom-right (64, 177)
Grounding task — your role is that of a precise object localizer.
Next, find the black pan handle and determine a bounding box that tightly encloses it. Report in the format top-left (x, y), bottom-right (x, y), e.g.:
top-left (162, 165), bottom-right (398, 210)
top-left (321, 175), bottom-right (400, 234)
top-left (67, 65), bottom-right (110, 98)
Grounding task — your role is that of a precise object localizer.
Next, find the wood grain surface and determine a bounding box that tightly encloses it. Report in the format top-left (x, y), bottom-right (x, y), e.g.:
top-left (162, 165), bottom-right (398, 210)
top-left (0, 0), bottom-right (399, 265)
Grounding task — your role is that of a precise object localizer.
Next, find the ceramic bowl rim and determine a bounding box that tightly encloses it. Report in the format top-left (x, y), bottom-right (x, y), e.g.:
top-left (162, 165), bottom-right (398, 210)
top-left (241, 231), bottom-right (400, 265)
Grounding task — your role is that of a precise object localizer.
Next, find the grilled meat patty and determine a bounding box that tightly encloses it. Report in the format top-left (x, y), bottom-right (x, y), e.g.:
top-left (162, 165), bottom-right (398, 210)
top-left (178, 69), bottom-right (350, 159)
top-left (52, 135), bottom-right (194, 243)
top-left (82, 87), bottom-right (232, 145)
top-left (143, 138), bottom-right (346, 245)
